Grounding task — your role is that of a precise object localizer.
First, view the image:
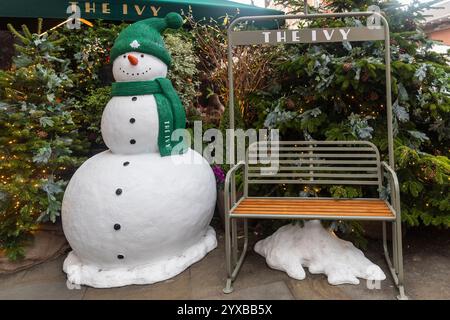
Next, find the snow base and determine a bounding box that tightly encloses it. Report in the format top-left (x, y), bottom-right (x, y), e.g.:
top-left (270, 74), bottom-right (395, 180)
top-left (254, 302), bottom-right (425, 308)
top-left (63, 226), bottom-right (217, 288)
top-left (254, 221), bottom-right (386, 285)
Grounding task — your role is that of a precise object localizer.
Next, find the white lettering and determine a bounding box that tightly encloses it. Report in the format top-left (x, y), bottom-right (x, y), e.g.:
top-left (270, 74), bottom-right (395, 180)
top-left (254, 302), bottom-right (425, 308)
top-left (323, 29), bottom-right (334, 41)
top-left (150, 6), bottom-right (161, 16)
top-left (291, 30), bottom-right (300, 42)
top-left (277, 31), bottom-right (286, 42)
top-left (311, 30), bottom-right (317, 42)
top-left (134, 5), bottom-right (146, 16)
top-left (339, 28), bottom-right (351, 40)
top-left (262, 31), bottom-right (271, 43)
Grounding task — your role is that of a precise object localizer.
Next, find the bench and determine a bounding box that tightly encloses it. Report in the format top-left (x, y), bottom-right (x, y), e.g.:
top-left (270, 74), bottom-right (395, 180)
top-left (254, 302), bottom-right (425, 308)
top-left (223, 140), bottom-right (406, 299)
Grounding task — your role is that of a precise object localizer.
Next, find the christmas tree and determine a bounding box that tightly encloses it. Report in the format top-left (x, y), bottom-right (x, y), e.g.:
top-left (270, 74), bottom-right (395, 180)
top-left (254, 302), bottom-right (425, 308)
top-left (0, 21), bottom-right (88, 259)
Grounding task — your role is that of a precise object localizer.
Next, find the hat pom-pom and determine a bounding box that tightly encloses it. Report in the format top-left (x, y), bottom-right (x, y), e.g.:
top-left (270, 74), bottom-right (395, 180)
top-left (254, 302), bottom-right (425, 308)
top-left (165, 12), bottom-right (183, 29)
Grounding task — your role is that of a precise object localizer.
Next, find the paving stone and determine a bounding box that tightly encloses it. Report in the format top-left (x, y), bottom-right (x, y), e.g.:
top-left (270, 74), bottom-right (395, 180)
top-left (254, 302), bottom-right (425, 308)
top-left (208, 281), bottom-right (294, 300)
top-left (190, 232), bottom-right (228, 299)
top-left (0, 269), bottom-right (28, 295)
top-left (83, 268), bottom-right (191, 300)
top-left (0, 256), bottom-right (85, 300)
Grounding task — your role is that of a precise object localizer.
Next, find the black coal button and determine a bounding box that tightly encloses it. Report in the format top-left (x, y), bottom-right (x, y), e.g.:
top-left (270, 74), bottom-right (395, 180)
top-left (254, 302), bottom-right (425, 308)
top-left (123, 161), bottom-right (130, 166)
top-left (129, 118), bottom-right (136, 123)
top-left (130, 139), bottom-right (136, 144)
top-left (115, 188), bottom-right (122, 195)
top-left (117, 255), bottom-right (124, 259)
top-left (114, 224), bottom-right (121, 230)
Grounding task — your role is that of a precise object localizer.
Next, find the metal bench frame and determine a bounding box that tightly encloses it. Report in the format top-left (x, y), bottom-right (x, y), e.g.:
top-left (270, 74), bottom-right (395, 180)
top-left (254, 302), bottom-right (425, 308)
top-left (224, 11), bottom-right (408, 300)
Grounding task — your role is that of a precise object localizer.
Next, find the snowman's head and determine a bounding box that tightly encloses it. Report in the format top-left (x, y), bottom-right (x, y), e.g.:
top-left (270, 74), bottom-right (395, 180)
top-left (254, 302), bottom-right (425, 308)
top-left (109, 13), bottom-right (183, 82)
top-left (112, 52), bottom-right (168, 82)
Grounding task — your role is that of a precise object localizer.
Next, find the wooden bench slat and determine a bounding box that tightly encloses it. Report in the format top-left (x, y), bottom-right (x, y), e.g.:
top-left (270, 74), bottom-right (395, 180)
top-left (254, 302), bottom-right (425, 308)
top-left (242, 198), bottom-right (385, 205)
top-left (236, 204), bottom-right (389, 210)
top-left (232, 211), bottom-right (393, 217)
top-left (236, 205), bottom-right (388, 211)
top-left (232, 198), bottom-right (394, 218)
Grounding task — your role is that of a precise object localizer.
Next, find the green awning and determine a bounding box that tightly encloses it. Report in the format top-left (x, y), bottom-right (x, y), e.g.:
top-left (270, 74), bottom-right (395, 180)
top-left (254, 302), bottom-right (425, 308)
top-left (0, 0), bottom-right (283, 22)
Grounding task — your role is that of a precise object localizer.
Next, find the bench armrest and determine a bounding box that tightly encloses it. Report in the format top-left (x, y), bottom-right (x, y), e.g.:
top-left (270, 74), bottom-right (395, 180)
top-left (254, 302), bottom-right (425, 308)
top-left (381, 161), bottom-right (401, 219)
top-left (224, 161), bottom-right (246, 214)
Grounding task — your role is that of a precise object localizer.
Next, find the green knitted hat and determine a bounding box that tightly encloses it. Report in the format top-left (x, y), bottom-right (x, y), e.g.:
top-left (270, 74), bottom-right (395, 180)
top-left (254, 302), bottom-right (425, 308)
top-left (110, 12), bottom-right (183, 66)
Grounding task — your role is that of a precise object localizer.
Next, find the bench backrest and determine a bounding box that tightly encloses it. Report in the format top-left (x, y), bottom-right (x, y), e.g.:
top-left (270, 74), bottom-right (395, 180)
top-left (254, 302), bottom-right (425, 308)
top-left (245, 141), bottom-right (382, 187)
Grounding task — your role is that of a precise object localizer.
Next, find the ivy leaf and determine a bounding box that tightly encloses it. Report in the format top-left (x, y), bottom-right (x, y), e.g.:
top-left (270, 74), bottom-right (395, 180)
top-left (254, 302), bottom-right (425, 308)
top-left (0, 101), bottom-right (9, 110)
top-left (348, 113), bottom-right (373, 140)
top-left (354, 67), bottom-right (361, 81)
top-left (408, 130), bottom-right (429, 143)
top-left (47, 93), bottom-right (55, 102)
top-left (393, 100), bottom-right (409, 122)
top-left (39, 116), bottom-right (54, 127)
top-left (309, 107), bottom-right (322, 117)
top-left (414, 64), bottom-right (428, 81)
top-left (13, 55), bottom-right (33, 68)
top-left (41, 178), bottom-right (64, 196)
top-left (32, 145), bottom-right (52, 163)
top-left (398, 83), bottom-right (409, 101)
top-left (37, 177), bottom-right (65, 223)
top-left (342, 41), bottom-right (352, 51)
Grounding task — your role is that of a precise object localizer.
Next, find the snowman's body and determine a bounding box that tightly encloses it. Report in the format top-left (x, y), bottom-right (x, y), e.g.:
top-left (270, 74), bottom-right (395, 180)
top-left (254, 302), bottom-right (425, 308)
top-left (62, 50), bottom-right (217, 288)
top-left (102, 94), bottom-right (160, 154)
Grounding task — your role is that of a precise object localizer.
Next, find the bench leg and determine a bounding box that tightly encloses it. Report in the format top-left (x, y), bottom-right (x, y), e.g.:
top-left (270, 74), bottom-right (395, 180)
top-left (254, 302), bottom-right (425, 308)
top-left (232, 219), bottom-right (238, 265)
top-left (224, 213), bottom-right (233, 293)
top-left (395, 220), bottom-right (408, 300)
top-left (382, 221), bottom-right (408, 300)
top-left (392, 222), bottom-right (399, 273)
top-left (223, 217), bottom-right (249, 294)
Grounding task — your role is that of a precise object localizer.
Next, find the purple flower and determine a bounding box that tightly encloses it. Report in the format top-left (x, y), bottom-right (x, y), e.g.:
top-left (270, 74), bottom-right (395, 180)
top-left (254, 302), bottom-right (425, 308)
top-left (212, 165), bottom-right (226, 185)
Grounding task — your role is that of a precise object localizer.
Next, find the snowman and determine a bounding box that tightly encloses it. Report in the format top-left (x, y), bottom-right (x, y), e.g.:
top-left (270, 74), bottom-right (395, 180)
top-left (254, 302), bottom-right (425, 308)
top-left (62, 13), bottom-right (217, 288)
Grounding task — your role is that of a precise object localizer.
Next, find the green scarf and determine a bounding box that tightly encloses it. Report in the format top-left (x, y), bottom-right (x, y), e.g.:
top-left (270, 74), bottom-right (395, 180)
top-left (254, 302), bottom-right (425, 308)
top-left (111, 79), bottom-right (187, 157)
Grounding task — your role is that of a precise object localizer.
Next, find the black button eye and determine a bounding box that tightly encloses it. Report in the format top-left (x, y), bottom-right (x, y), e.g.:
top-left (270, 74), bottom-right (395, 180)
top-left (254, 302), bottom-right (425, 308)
top-left (132, 97), bottom-right (137, 101)
top-left (123, 161), bottom-right (130, 166)
top-left (140, 54), bottom-right (144, 58)
top-left (129, 118), bottom-right (136, 123)
top-left (123, 55), bottom-right (126, 58)
top-left (130, 139), bottom-right (136, 144)
top-left (117, 255), bottom-right (124, 259)
top-left (115, 188), bottom-right (122, 195)
top-left (114, 224), bottom-right (121, 231)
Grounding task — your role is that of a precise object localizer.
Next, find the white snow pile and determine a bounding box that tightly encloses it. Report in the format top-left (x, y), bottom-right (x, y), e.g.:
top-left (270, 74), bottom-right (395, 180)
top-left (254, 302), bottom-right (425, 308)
top-left (254, 220), bottom-right (386, 285)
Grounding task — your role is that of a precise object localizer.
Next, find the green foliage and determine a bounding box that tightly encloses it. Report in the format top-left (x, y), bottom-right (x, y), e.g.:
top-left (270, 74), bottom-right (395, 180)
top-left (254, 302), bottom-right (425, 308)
top-left (0, 22), bottom-right (88, 259)
top-left (74, 86), bottom-right (111, 149)
top-left (55, 21), bottom-right (127, 93)
top-left (330, 186), bottom-right (362, 198)
top-left (165, 31), bottom-right (200, 112)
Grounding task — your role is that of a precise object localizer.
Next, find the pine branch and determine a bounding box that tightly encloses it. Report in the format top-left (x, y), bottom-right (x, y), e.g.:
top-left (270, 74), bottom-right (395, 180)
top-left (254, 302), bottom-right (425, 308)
top-left (7, 23), bottom-right (30, 44)
top-left (37, 18), bottom-right (43, 36)
top-left (21, 24), bottom-right (33, 40)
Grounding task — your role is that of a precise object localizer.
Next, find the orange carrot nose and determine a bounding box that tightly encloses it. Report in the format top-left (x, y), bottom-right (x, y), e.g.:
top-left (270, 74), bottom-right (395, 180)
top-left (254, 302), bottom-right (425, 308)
top-left (128, 54), bottom-right (138, 65)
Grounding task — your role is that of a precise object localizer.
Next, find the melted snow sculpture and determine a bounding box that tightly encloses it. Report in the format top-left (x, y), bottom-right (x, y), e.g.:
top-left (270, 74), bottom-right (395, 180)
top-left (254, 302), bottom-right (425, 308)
top-left (254, 220), bottom-right (386, 285)
top-left (62, 13), bottom-right (217, 288)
